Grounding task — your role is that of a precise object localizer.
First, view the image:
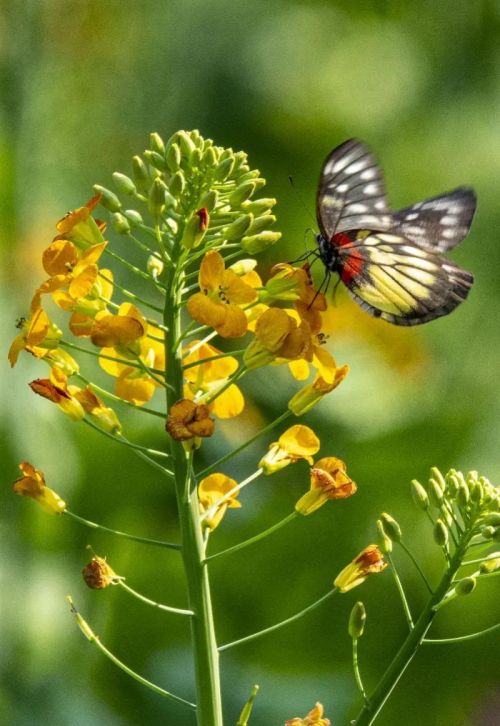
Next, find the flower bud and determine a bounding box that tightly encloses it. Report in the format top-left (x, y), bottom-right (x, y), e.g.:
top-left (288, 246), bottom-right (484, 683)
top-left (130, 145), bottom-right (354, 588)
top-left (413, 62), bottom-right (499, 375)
top-left (190, 148), bottom-right (202, 168)
top-left (376, 519), bottom-right (392, 553)
top-left (480, 555), bottom-right (500, 573)
top-left (229, 258), bottom-right (257, 276)
top-left (411, 479), bottom-right (429, 510)
top-left (242, 198), bottom-right (277, 215)
top-left (147, 255), bottom-right (164, 279)
top-left (202, 145), bottom-right (218, 169)
top-left (471, 481), bottom-right (484, 503)
top-left (214, 156), bottom-right (235, 181)
top-left (166, 142), bottom-right (181, 171)
top-left (457, 483), bottom-right (470, 507)
top-left (176, 130), bottom-right (197, 160)
top-left (112, 212), bottom-right (131, 235)
top-left (92, 185), bottom-right (121, 212)
top-left (433, 519), bottom-right (448, 546)
top-left (428, 478), bottom-right (444, 506)
top-left (181, 210), bottom-right (208, 250)
top-left (112, 172), bottom-right (136, 196)
top-left (150, 131), bottom-right (165, 155)
top-left (169, 170), bottom-right (185, 197)
top-left (132, 155), bottom-right (150, 193)
top-left (482, 513), bottom-right (500, 527)
top-left (456, 576), bottom-right (476, 596)
top-left (380, 512), bottom-right (402, 542)
top-left (246, 214), bottom-right (277, 235)
top-left (229, 181), bottom-right (256, 206)
top-left (225, 214), bottom-right (253, 241)
top-left (430, 466), bottom-right (446, 491)
top-left (348, 601), bottom-right (366, 639)
top-left (241, 231), bottom-right (281, 254)
top-left (199, 189), bottom-right (218, 211)
top-left (124, 209), bottom-right (144, 227)
top-left (480, 525), bottom-right (495, 540)
top-left (144, 149), bottom-right (168, 171)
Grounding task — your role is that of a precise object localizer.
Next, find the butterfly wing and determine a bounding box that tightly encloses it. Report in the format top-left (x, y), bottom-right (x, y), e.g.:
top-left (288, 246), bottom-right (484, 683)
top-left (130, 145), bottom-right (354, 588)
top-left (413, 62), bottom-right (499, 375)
top-left (317, 139), bottom-right (393, 239)
top-left (337, 231), bottom-right (474, 326)
top-left (393, 188), bottom-right (476, 253)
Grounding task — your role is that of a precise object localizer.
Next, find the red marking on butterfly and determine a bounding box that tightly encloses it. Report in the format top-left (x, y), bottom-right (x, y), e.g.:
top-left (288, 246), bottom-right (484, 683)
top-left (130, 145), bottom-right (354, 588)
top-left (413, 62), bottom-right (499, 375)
top-left (332, 232), bottom-right (366, 284)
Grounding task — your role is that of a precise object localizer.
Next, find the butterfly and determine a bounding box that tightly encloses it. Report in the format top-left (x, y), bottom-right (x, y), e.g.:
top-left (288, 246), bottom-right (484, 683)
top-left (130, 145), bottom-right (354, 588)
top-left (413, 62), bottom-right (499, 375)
top-left (314, 139), bottom-right (476, 325)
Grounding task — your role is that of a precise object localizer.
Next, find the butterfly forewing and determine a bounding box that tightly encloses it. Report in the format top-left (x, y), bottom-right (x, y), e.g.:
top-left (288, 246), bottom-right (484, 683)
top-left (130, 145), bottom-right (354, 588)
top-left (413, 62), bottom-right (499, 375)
top-left (337, 232), bottom-right (474, 326)
top-left (393, 187), bottom-right (477, 253)
top-left (317, 139), bottom-right (393, 239)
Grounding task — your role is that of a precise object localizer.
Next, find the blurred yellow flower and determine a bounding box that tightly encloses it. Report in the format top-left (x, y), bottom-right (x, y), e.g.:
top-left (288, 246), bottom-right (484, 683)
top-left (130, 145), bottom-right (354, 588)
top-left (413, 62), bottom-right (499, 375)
top-left (8, 309), bottom-right (61, 367)
top-left (166, 399), bottom-right (215, 441)
top-left (12, 462), bottom-right (66, 514)
top-left (295, 457), bottom-right (357, 515)
top-left (187, 250), bottom-right (257, 338)
top-left (198, 472), bottom-right (241, 530)
top-left (334, 545), bottom-right (388, 593)
top-left (183, 341), bottom-right (244, 419)
top-left (285, 702), bottom-right (331, 726)
top-left (259, 425), bottom-right (320, 474)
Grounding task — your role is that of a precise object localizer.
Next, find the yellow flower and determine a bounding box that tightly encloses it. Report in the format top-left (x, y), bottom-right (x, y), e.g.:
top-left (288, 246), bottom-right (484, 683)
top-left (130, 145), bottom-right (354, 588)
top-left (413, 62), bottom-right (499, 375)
top-left (166, 399), bottom-right (215, 441)
top-left (288, 369), bottom-right (349, 416)
top-left (55, 193), bottom-right (106, 249)
top-left (259, 425), bottom-right (320, 474)
top-left (295, 457), bottom-right (357, 515)
top-left (183, 341), bottom-right (244, 419)
top-left (334, 545), bottom-right (388, 593)
top-left (8, 309), bottom-right (61, 367)
top-left (243, 307), bottom-right (310, 369)
top-left (29, 374), bottom-right (85, 421)
top-left (52, 268), bottom-right (114, 337)
top-left (12, 462), bottom-right (66, 514)
top-left (90, 307), bottom-right (146, 353)
top-left (187, 250), bottom-right (257, 338)
top-left (285, 702), bottom-right (331, 726)
top-left (198, 473), bottom-right (241, 531)
top-left (73, 386), bottom-right (122, 434)
top-left (82, 556), bottom-right (122, 589)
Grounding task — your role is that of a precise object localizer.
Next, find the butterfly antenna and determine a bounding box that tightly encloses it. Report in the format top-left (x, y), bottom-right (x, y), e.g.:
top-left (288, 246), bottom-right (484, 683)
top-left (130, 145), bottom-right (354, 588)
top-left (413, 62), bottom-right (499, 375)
top-left (288, 175), bottom-right (317, 227)
top-left (308, 270), bottom-right (331, 310)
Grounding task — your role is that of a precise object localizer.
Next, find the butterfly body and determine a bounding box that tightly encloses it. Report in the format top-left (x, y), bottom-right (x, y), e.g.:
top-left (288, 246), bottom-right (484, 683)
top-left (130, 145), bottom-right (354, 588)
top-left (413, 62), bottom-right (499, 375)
top-left (315, 139), bottom-right (476, 325)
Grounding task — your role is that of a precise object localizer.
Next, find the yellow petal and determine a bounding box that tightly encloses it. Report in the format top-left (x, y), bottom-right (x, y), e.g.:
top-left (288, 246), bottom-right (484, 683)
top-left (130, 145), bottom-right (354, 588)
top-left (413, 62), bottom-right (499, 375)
top-left (288, 359), bottom-right (310, 381)
top-left (199, 250), bottom-right (225, 292)
top-left (216, 304), bottom-right (248, 338)
top-left (42, 239), bottom-right (78, 276)
top-left (116, 369), bottom-right (156, 405)
top-left (69, 265), bottom-right (98, 299)
top-left (211, 384), bottom-right (244, 419)
top-left (187, 293), bottom-right (227, 329)
top-left (222, 270), bottom-right (257, 305)
top-left (254, 308), bottom-right (292, 351)
top-left (279, 425), bottom-right (320, 459)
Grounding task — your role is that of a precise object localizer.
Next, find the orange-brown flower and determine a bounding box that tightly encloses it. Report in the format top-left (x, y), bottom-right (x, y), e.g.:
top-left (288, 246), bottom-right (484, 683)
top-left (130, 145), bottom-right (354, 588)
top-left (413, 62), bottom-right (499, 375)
top-left (295, 457), bottom-right (357, 515)
top-left (259, 425), bottom-right (320, 474)
top-left (285, 702), bottom-right (331, 726)
top-left (82, 556), bottom-right (122, 589)
top-left (334, 545), bottom-right (388, 593)
top-left (198, 473), bottom-right (241, 531)
top-left (12, 462), bottom-right (66, 514)
top-left (29, 376), bottom-right (85, 421)
top-left (166, 399), bottom-right (215, 441)
top-left (187, 250), bottom-right (257, 338)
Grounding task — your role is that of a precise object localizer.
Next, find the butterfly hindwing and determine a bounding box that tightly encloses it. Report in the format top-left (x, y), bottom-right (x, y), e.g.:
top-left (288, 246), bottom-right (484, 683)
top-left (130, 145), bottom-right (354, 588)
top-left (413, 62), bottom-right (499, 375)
top-left (336, 231), bottom-right (474, 326)
top-left (317, 139), bottom-right (392, 239)
top-left (393, 187), bottom-right (477, 253)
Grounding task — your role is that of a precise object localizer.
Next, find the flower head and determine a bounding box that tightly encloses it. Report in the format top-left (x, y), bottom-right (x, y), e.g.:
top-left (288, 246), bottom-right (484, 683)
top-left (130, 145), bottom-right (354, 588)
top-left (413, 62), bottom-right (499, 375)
top-left (259, 425), bottom-right (320, 474)
top-left (8, 310), bottom-right (61, 367)
top-left (29, 375), bottom-right (85, 421)
top-left (166, 399), bottom-right (215, 441)
top-left (198, 473), bottom-right (241, 530)
top-left (12, 462), bottom-right (66, 514)
top-left (183, 341), bottom-right (244, 419)
top-left (55, 194), bottom-right (105, 249)
top-left (285, 702), bottom-right (331, 726)
top-left (187, 250), bottom-right (257, 338)
top-left (334, 545), bottom-right (388, 593)
top-left (82, 555), bottom-right (122, 589)
top-left (295, 457), bottom-right (357, 515)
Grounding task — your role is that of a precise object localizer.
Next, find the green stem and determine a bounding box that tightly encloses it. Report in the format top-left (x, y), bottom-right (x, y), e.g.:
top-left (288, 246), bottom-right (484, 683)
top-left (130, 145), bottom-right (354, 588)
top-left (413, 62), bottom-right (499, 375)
top-left (103, 246), bottom-right (166, 290)
top-left (387, 553), bottom-right (413, 629)
top-left (219, 587), bottom-right (337, 652)
top-left (67, 598), bottom-right (195, 710)
top-left (118, 581), bottom-right (192, 615)
top-left (206, 512), bottom-right (297, 563)
top-left (398, 541), bottom-right (433, 593)
top-left (423, 622), bottom-right (500, 644)
top-left (182, 349), bottom-right (246, 370)
top-left (164, 248), bottom-right (223, 726)
top-left (353, 529), bottom-right (474, 725)
top-left (64, 510), bottom-right (180, 550)
top-left (353, 638), bottom-right (369, 706)
top-left (99, 271), bottom-right (164, 313)
top-left (196, 410), bottom-right (292, 478)
top-left (60, 339), bottom-right (165, 376)
top-left (81, 417), bottom-right (172, 465)
top-left (75, 375), bottom-right (166, 419)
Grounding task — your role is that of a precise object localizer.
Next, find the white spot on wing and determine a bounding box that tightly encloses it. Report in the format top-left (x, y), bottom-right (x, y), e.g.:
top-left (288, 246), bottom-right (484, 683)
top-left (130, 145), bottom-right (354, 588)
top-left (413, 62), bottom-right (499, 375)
top-left (360, 168), bottom-right (376, 180)
top-left (363, 183), bottom-right (380, 195)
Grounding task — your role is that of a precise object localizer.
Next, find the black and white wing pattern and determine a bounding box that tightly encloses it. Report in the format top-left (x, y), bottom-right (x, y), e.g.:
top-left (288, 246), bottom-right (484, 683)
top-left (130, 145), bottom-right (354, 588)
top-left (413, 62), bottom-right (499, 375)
top-left (315, 140), bottom-right (476, 326)
top-left (393, 188), bottom-right (477, 253)
top-left (316, 139), bottom-right (393, 239)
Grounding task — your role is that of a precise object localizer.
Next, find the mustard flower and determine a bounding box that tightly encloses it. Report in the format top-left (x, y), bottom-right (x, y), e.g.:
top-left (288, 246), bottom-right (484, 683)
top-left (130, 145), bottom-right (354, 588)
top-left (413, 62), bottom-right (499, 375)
top-left (198, 473), bottom-right (241, 531)
top-left (334, 545), bottom-right (388, 593)
top-left (183, 341), bottom-right (244, 419)
top-left (288, 369), bottom-right (349, 416)
top-left (12, 462), bottom-right (66, 514)
top-left (259, 425), bottom-right (320, 474)
top-left (166, 399), bottom-right (215, 441)
top-left (8, 309), bottom-right (61, 367)
top-left (285, 702), bottom-right (331, 726)
top-left (82, 556), bottom-right (122, 589)
top-left (295, 457), bottom-right (357, 515)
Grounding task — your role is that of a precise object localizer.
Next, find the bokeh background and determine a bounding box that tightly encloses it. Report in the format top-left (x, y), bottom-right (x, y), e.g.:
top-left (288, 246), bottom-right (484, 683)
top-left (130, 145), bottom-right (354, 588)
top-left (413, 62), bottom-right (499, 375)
top-left (1, 1), bottom-right (499, 724)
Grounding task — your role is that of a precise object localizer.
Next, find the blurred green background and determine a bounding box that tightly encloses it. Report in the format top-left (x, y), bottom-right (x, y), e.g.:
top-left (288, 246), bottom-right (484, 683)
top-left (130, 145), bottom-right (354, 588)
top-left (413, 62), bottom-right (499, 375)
top-left (1, 1), bottom-right (499, 724)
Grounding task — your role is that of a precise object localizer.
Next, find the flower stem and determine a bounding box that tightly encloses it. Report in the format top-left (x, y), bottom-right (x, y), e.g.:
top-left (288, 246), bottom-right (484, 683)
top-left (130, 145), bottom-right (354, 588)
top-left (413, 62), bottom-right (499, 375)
top-left (206, 512), bottom-right (297, 563)
top-left (353, 638), bottom-right (369, 706)
top-left (99, 271), bottom-right (164, 313)
top-left (75, 375), bottom-right (166, 419)
top-left (118, 581), bottom-right (193, 615)
top-left (387, 553), bottom-right (413, 629)
top-left (219, 587), bottom-right (337, 652)
top-left (422, 621), bottom-right (500, 644)
top-left (64, 509), bottom-right (180, 550)
top-left (398, 541), bottom-right (433, 593)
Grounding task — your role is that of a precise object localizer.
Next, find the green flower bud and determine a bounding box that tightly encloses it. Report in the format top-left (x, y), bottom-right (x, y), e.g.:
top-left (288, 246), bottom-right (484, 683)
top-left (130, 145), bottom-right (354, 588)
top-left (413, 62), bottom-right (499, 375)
top-left (166, 143), bottom-right (181, 172)
top-left (482, 513), bottom-right (500, 527)
top-left (434, 519), bottom-right (448, 546)
top-left (428, 478), bottom-right (444, 507)
top-left (214, 156), bottom-right (235, 182)
top-left (241, 231), bottom-right (281, 254)
top-left (132, 155), bottom-right (150, 193)
top-left (376, 519), bottom-right (392, 553)
top-left (190, 148), bottom-right (202, 169)
top-left (147, 255), bottom-right (164, 278)
top-left (229, 181), bottom-right (256, 207)
top-left (456, 577), bottom-right (476, 596)
top-left (446, 474), bottom-right (459, 498)
top-left (123, 209), bottom-right (144, 227)
top-left (112, 172), bottom-right (136, 196)
top-left (457, 483), bottom-right (470, 507)
top-left (202, 145), bottom-right (218, 168)
top-left (348, 601), bottom-right (366, 639)
top-left (149, 177), bottom-right (167, 216)
top-left (411, 479), bottom-right (429, 510)
top-left (150, 132), bottom-right (165, 156)
top-left (242, 198), bottom-right (277, 215)
top-left (169, 170), bottom-right (185, 197)
top-left (176, 130), bottom-right (197, 160)
top-left (225, 214), bottom-right (253, 241)
top-left (238, 169), bottom-right (259, 182)
top-left (430, 467), bottom-right (447, 492)
top-left (92, 185), bottom-right (121, 212)
top-left (144, 149), bottom-right (168, 171)
top-left (253, 178), bottom-right (266, 192)
top-left (229, 259), bottom-right (257, 276)
top-left (247, 214), bottom-right (277, 235)
top-left (380, 512), bottom-right (402, 542)
top-left (467, 470), bottom-right (479, 487)
top-left (480, 554), bottom-right (500, 573)
top-left (199, 189), bottom-right (218, 212)
top-left (471, 481), bottom-right (484, 503)
top-left (111, 212), bottom-right (131, 235)
top-left (181, 211), bottom-right (208, 250)
top-left (480, 525), bottom-right (495, 540)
